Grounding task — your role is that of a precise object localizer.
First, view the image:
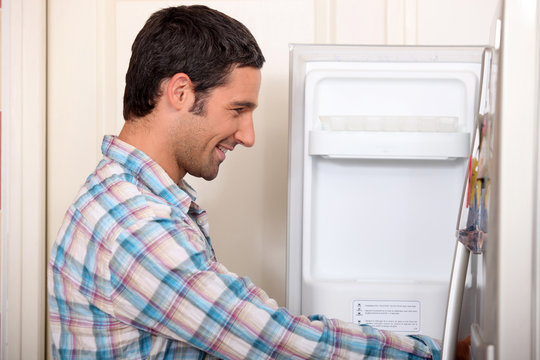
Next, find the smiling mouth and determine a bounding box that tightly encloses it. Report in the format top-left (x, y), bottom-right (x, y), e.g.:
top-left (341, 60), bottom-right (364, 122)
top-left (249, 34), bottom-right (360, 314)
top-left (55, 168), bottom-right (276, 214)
top-left (216, 145), bottom-right (230, 162)
top-left (217, 145), bottom-right (229, 155)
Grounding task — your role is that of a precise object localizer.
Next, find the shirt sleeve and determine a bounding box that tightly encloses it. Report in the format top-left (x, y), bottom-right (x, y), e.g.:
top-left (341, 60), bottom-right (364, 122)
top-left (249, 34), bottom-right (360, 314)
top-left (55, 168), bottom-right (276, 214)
top-left (108, 217), bottom-right (441, 359)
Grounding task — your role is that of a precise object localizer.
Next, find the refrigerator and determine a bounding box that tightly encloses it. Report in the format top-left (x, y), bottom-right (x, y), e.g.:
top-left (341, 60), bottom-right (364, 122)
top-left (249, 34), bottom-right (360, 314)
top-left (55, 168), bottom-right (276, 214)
top-left (286, 1), bottom-right (540, 358)
top-left (286, 43), bottom-right (498, 356)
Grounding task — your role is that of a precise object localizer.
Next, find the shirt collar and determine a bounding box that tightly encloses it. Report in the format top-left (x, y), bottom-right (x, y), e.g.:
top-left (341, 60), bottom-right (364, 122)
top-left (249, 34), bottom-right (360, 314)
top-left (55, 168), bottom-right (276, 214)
top-left (101, 135), bottom-right (196, 213)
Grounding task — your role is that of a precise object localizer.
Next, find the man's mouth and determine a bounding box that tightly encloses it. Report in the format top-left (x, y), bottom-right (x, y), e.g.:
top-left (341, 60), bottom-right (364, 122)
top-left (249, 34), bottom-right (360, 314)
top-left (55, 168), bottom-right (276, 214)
top-left (217, 145), bottom-right (229, 155)
top-left (216, 144), bottom-right (230, 161)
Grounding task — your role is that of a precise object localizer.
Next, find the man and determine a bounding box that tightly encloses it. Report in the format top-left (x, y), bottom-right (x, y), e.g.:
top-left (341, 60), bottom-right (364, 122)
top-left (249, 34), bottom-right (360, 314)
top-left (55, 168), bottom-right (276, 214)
top-left (48, 5), bottom-right (446, 359)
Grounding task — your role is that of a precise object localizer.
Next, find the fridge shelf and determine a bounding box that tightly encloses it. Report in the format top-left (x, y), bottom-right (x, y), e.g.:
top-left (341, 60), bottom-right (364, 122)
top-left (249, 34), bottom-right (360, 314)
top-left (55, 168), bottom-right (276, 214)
top-left (309, 130), bottom-right (471, 159)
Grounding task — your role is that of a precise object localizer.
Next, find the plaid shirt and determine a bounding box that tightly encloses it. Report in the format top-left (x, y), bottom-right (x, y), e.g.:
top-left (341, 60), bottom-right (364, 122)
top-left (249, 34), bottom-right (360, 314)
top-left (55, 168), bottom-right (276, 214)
top-left (48, 135), bottom-right (441, 359)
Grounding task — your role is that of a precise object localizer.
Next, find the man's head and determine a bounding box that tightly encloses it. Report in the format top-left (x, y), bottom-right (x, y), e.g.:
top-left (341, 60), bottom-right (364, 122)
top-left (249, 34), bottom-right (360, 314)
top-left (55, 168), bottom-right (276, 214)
top-left (123, 5), bottom-right (265, 120)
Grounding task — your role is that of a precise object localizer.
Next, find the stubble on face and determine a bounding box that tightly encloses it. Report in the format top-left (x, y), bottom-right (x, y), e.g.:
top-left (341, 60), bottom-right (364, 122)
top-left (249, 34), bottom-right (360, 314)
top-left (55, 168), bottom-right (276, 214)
top-left (168, 112), bottom-right (215, 182)
top-left (168, 66), bottom-right (261, 183)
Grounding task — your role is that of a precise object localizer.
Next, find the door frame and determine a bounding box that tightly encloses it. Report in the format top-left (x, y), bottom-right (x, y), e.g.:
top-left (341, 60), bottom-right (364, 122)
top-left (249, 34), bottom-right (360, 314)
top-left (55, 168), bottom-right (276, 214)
top-left (1, 0), bottom-right (47, 359)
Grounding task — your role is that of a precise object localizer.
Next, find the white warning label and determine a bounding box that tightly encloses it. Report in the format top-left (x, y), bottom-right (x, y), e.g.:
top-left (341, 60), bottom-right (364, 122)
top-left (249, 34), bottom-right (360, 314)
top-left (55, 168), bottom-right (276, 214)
top-left (352, 300), bottom-right (420, 333)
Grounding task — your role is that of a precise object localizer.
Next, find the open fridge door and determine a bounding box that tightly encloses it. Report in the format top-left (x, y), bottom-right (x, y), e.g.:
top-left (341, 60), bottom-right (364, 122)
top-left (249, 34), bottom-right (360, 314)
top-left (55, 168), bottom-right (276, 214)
top-left (287, 44), bottom-right (485, 341)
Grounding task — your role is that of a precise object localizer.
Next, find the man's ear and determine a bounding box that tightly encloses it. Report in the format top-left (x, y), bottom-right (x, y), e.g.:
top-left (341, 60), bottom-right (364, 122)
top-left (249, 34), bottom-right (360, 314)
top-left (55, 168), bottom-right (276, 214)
top-left (166, 73), bottom-right (194, 110)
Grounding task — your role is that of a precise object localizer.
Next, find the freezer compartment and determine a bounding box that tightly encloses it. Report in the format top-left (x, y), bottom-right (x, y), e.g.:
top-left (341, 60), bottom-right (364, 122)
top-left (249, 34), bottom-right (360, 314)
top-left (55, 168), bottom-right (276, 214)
top-left (303, 61), bottom-right (478, 160)
top-left (304, 64), bottom-right (480, 138)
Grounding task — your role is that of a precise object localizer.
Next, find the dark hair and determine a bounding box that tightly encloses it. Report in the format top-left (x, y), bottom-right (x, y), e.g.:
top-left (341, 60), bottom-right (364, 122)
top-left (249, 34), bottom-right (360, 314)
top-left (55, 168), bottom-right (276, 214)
top-left (123, 5), bottom-right (265, 119)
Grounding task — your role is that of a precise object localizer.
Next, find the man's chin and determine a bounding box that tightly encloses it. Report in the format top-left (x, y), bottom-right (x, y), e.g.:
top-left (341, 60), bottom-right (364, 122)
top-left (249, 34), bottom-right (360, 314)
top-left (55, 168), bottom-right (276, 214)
top-left (200, 168), bottom-right (220, 181)
top-left (201, 173), bottom-right (218, 181)
top-left (187, 164), bottom-right (220, 181)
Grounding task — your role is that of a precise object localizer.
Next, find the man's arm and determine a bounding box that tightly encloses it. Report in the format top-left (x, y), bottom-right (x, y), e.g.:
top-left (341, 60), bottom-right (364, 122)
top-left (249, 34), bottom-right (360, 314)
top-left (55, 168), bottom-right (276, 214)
top-left (109, 217), bottom-right (440, 359)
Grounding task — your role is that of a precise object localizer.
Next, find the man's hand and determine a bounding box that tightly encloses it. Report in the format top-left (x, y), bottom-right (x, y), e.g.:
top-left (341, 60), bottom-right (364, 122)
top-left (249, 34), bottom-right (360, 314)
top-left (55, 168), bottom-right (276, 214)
top-left (455, 335), bottom-right (471, 360)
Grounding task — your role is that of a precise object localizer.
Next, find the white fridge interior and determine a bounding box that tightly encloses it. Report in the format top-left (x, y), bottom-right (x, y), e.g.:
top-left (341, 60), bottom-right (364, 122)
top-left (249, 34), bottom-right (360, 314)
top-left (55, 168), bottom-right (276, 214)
top-left (287, 45), bottom-right (485, 340)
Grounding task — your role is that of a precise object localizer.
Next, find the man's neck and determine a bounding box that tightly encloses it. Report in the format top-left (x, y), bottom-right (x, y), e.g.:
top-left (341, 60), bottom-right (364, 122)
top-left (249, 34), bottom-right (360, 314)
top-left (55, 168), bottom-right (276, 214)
top-left (118, 117), bottom-right (185, 183)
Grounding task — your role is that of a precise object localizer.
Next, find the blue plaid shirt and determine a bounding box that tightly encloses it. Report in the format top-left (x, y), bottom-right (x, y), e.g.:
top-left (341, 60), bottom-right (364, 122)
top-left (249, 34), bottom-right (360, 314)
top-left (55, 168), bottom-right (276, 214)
top-left (48, 135), bottom-right (441, 359)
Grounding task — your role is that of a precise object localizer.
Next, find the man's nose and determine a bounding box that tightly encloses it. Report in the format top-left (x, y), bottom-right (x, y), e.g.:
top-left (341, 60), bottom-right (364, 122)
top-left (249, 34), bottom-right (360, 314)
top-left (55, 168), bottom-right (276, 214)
top-left (235, 114), bottom-right (255, 147)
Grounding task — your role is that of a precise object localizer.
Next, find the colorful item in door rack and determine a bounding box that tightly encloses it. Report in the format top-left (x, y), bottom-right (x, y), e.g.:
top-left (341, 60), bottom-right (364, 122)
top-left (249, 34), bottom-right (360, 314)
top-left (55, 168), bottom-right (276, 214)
top-left (459, 114), bottom-right (492, 254)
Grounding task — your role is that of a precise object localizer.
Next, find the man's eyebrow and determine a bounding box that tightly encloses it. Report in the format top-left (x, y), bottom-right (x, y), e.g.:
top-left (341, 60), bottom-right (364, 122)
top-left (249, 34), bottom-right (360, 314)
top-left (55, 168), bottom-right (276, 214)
top-left (231, 101), bottom-right (257, 109)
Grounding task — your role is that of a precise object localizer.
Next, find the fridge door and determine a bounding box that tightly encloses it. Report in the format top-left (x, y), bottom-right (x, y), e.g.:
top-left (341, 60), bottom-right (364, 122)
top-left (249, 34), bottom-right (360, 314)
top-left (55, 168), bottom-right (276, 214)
top-left (287, 45), bottom-right (484, 340)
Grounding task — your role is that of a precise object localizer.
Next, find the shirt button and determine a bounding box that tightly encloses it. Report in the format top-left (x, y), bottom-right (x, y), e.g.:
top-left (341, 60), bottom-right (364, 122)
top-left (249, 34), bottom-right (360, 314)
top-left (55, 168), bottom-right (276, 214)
top-left (197, 219), bottom-right (204, 225)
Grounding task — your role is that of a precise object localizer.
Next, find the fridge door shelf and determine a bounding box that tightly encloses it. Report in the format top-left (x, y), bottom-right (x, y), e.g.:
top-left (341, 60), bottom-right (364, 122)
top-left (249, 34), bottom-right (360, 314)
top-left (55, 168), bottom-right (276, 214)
top-left (309, 130), bottom-right (471, 159)
top-left (301, 278), bottom-right (449, 337)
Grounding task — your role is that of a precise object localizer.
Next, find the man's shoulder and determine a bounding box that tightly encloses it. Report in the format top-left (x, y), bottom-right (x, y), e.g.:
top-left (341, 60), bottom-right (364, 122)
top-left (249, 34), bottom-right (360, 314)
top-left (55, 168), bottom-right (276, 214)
top-left (74, 158), bottom-right (139, 205)
top-left (67, 158), bottom-right (173, 230)
top-left (51, 156), bottom-right (189, 269)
